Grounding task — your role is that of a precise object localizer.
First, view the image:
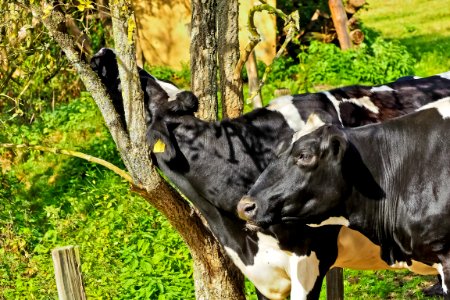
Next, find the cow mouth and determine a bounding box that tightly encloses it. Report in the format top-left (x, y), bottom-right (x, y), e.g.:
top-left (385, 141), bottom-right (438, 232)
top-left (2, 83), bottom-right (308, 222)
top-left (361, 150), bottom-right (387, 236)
top-left (244, 218), bottom-right (275, 230)
top-left (281, 216), bottom-right (301, 224)
top-left (245, 222), bottom-right (261, 231)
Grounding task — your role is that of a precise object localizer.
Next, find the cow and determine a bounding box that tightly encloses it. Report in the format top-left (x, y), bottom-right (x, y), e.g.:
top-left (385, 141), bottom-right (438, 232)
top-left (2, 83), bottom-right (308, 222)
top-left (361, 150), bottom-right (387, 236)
top-left (238, 98), bottom-right (450, 298)
top-left (91, 48), bottom-right (450, 299)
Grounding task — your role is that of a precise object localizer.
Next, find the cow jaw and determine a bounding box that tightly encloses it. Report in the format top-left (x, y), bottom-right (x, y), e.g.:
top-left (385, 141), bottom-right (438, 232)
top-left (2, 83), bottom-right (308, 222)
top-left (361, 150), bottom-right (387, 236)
top-left (307, 216), bottom-right (350, 227)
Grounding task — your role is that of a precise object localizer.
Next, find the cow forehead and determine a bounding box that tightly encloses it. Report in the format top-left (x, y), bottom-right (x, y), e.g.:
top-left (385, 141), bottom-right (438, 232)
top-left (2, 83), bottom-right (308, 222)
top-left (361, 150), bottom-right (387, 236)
top-left (292, 114), bottom-right (326, 142)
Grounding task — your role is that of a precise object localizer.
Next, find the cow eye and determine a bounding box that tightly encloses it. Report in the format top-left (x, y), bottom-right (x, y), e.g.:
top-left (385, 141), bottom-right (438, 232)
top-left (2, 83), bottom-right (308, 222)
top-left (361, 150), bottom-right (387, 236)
top-left (296, 152), bottom-right (316, 167)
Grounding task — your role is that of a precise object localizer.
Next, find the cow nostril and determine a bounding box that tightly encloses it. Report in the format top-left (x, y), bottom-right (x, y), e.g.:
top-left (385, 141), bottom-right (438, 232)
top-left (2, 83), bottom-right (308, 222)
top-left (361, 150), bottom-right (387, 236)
top-left (244, 202), bottom-right (256, 214)
top-left (238, 198), bottom-right (258, 221)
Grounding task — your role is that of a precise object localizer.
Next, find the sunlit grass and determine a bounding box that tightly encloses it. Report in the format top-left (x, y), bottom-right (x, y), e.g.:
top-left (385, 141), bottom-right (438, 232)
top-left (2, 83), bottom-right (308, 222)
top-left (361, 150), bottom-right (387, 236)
top-left (358, 0), bottom-right (450, 75)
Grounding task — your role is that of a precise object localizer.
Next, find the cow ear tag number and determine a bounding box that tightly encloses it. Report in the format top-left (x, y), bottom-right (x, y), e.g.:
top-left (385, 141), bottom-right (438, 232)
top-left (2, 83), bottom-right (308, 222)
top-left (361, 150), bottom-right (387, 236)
top-left (153, 139), bottom-right (166, 153)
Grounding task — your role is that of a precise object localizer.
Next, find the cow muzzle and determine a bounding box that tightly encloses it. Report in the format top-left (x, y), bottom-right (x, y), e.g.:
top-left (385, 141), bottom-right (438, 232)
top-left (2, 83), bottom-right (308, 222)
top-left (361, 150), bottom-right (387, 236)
top-left (237, 196), bottom-right (258, 221)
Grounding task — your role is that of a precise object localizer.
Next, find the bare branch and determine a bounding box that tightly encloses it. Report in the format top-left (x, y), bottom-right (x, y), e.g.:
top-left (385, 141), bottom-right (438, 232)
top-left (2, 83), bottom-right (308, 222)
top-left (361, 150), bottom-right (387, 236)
top-left (234, 3), bottom-right (299, 103)
top-left (24, 1), bottom-right (133, 171)
top-left (109, 0), bottom-right (146, 145)
top-left (0, 143), bottom-right (134, 184)
top-left (252, 10), bottom-right (299, 100)
top-left (233, 3), bottom-right (290, 80)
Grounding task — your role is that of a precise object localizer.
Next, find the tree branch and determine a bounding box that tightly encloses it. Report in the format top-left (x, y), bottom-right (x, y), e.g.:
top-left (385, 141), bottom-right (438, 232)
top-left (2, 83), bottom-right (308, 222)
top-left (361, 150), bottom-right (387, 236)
top-left (253, 10), bottom-right (299, 99)
top-left (109, 0), bottom-right (146, 145)
top-left (24, 1), bottom-right (133, 172)
top-left (233, 3), bottom-right (299, 102)
top-left (0, 143), bottom-right (134, 184)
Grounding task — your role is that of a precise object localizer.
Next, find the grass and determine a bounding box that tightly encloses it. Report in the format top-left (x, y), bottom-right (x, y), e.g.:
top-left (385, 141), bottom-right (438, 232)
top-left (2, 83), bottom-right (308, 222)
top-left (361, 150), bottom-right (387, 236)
top-left (357, 0), bottom-right (450, 76)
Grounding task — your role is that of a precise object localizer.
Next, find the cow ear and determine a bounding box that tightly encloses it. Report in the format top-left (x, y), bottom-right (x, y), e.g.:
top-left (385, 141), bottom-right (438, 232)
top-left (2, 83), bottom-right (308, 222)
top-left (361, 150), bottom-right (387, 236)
top-left (146, 121), bottom-right (177, 161)
top-left (320, 126), bottom-right (347, 162)
top-left (167, 91), bottom-right (199, 115)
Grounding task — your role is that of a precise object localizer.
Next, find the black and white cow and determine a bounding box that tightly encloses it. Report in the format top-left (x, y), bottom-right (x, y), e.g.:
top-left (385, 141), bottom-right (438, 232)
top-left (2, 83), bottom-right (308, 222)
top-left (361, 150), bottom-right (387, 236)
top-left (91, 48), bottom-right (450, 300)
top-left (239, 99), bottom-right (450, 298)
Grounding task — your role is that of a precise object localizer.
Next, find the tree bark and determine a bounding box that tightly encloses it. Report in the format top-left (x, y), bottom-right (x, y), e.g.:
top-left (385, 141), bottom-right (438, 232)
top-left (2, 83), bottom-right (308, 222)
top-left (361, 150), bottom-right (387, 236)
top-left (30, 1), bottom-right (245, 299)
top-left (217, 0), bottom-right (243, 118)
top-left (190, 0), bottom-right (218, 121)
top-left (190, 0), bottom-right (247, 298)
top-left (328, 0), bottom-right (352, 50)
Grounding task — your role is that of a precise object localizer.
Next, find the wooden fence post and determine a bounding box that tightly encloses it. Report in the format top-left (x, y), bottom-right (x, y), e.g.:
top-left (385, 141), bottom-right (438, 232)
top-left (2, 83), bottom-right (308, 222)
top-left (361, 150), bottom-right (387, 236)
top-left (52, 245), bottom-right (87, 300)
top-left (327, 267), bottom-right (344, 300)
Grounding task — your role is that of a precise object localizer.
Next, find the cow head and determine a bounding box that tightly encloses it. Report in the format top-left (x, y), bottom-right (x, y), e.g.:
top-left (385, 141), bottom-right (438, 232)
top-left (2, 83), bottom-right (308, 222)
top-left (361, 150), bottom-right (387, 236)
top-left (90, 48), bottom-right (120, 91)
top-left (237, 124), bottom-right (350, 228)
top-left (145, 81), bottom-right (198, 161)
top-left (90, 47), bottom-right (198, 160)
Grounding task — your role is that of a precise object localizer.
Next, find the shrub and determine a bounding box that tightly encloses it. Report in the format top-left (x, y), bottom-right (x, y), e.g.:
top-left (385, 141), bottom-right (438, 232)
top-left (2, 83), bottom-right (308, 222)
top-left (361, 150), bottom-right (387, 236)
top-left (256, 37), bottom-right (415, 104)
top-left (297, 38), bottom-right (415, 87)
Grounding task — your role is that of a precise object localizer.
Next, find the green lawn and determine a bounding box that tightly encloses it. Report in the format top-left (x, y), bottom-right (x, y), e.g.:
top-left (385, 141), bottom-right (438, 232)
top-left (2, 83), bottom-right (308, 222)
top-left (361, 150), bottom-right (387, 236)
top-left (358, 0), bottom-right (450, 76)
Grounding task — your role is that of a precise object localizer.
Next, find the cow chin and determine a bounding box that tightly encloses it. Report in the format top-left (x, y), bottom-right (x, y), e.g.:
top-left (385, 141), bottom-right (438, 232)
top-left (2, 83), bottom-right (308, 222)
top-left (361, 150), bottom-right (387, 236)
top-left (245, 222), bottom-right (261, 232)
top-left (249, 214), bottom-right (279, 230)
top-left (280, 216), bottom-right (302, 224)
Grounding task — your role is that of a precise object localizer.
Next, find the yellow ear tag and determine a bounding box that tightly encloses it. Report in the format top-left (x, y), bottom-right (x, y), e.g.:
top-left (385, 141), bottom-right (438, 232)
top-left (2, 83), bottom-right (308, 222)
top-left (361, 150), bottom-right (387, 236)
top-left (153, 139), bottom-right (166, 153)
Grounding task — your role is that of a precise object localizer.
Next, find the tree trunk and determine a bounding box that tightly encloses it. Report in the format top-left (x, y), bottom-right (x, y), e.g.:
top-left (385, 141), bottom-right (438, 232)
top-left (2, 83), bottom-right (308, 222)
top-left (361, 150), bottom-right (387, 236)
top-left (190, 0), bottom-right (247, 298)
top-left (328, 0), bottom-right (352, 50)
top-left (246, 51), bottom-right (263, 108)
top-left (31, 1), bottom-right (245, 299)
top-left (133, 184), bottom-right (246, 300)
top-left (217, 0), bottom-right (243, 118)
top-left (190, 0), bottom-right (218, 121)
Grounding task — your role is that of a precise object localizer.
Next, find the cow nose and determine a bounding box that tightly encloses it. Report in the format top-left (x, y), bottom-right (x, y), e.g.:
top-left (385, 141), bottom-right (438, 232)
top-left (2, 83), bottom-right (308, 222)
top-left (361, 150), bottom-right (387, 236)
top-left (237, 197), bottom-right (257, 221)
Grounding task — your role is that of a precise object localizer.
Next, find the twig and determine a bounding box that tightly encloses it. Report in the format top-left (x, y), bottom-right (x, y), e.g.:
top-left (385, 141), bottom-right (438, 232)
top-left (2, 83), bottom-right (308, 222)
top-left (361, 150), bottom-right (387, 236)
top-left (0, 143), bottom-right (134, 184)
top-left (250, 10), bottom-right (299, 101)
top-left (233, 2), bottom-right (300, 102)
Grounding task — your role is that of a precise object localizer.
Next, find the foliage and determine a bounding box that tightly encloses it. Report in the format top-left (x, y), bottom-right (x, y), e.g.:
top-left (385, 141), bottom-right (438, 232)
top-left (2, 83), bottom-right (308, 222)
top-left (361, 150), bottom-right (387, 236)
top-left (0, 1), bottom-right (113, 125)
top-left (277, 0), bottom-right (329, 31)
top-left (146, 63), bottom-right (191, 89)
top-left (254, 37), bottom-right (415, 105)
top-left (298, 38), bottom-right (414, 86)
top-left (0, 96), bottom-right (194, 299)
top-left (0, 1), bottom-right (78, 124)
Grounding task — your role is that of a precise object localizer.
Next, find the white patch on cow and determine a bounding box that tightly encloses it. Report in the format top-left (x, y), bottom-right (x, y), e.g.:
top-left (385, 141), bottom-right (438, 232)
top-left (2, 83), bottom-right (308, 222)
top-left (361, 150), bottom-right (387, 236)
top-left (307, 216), bottom-right (350, 227)
top-left (292, 114), bottom-right (326, 142)
top-left (342, 96), bottom-right (380, 114)
top-left (268, 95), bottom-right (305, 131)
top-left (438, 71), bottom-right (450, 80)
top-left (224, 232), bottom-right (291, 300)
top-left (416, 97), bottom-right (450, 119)
top-left (390, 261), bottom-right (409, 269)
top-left (434, 263), bottom-right (448, 294)
top-left (370, 85), bottom-right (394, 93)
top-left (385, 260), bottom-right (437, 275)
top-left (156, 79), bottom-right (181, 101)
top-left (288, 252), bottom-right (320, 300)
top-left (321, 91), bottom-right (343, 124)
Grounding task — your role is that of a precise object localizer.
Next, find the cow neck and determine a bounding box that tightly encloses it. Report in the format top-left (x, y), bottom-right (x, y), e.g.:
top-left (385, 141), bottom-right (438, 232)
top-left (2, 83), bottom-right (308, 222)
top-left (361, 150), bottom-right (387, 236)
top-left (155, 110), bottom-right (293, 265)
top-left (340, 122), bottom-right (430, 264)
